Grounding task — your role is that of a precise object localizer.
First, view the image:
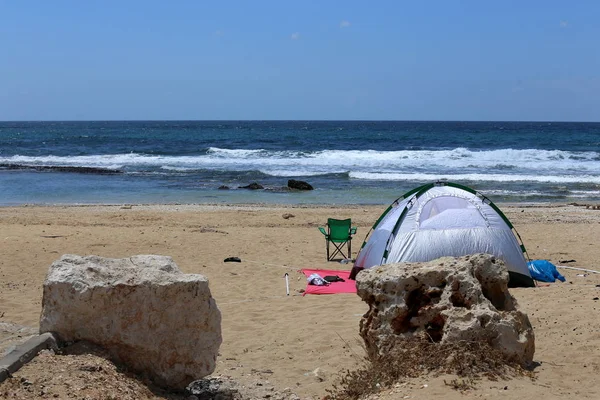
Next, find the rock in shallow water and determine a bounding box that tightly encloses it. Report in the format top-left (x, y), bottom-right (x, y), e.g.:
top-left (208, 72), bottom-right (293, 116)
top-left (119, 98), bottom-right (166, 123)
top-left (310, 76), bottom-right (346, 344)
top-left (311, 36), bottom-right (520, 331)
top-left (287, 179), bottom-right (313, 190)
top-left (39, 254), bottom-right (222, 389)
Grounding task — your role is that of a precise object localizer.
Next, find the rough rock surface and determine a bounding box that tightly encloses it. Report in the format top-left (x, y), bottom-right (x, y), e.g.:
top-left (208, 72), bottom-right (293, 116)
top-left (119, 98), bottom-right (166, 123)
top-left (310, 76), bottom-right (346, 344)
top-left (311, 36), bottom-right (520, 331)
top-left (356, 254), bottom-right (535, 366)
top-left (39, 254), bottom-right (222, 389)
top-left (287, 179), bottom-right (314, 191)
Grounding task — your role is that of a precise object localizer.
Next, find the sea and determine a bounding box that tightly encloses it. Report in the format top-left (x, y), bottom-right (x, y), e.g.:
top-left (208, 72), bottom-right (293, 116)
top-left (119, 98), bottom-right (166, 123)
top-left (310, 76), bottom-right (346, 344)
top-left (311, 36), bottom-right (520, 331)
top-left (1, 120), bottom-right (599, 206)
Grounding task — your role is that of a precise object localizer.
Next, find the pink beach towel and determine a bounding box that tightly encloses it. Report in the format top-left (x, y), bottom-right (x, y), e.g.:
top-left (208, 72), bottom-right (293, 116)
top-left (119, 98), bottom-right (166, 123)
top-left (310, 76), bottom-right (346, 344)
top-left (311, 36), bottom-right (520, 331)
top-left (301, 269), bottom-right (357, 295)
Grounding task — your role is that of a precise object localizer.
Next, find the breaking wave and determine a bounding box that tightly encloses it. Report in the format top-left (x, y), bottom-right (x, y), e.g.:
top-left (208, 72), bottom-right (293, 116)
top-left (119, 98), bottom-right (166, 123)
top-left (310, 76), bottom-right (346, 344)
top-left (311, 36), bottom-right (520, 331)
top-left (1, 147), bottom-right (599, 184)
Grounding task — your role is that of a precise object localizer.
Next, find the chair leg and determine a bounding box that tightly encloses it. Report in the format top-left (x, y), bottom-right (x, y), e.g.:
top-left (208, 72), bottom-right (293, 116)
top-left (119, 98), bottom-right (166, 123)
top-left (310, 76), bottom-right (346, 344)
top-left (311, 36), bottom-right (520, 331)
top-left (330, 241), bottom-right (349, 261)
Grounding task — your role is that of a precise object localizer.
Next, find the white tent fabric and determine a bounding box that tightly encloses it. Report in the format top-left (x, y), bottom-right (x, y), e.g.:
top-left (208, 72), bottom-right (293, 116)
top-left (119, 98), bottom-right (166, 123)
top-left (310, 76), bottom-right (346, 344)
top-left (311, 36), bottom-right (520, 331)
top-left (354, 184), bottom-right (533, 285)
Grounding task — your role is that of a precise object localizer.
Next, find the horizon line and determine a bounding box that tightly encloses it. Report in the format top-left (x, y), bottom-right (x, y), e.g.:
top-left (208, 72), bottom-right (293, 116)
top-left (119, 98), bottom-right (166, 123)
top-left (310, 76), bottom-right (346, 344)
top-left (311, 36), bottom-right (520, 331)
top-left (1, 119), bottom-right (599, 124)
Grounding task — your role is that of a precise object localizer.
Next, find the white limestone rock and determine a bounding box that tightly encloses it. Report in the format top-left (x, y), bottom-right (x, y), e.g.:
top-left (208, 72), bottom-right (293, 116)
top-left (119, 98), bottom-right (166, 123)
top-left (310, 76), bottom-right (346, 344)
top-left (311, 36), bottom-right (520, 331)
top-left (39, 254), bottom-right (222, 389)
top-left (356, 253), bottom-right (534, 366)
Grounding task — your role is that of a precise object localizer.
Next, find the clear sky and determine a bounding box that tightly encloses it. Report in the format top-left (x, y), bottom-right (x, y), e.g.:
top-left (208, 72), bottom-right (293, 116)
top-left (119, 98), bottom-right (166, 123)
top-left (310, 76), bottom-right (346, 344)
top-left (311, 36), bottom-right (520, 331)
top-left (1, 0), bottom-right (599, 121)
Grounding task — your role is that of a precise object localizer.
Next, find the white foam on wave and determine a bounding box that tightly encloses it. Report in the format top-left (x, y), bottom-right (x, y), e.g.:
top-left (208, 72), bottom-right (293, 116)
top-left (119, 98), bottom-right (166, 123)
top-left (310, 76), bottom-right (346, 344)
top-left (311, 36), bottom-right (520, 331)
top-left (206, 147), bottom-right (266, 157)
top-left (2, 147), bottom-right (599, 181)
top-left (0, 154), bottom-right (151, 169)
top-left (482, 190), bottom-right (570, 198)
top-left (571, 189), bottom-right (600, 195)
top-left (259, 169), bottom-right (344, 177)
top-left (349, 172), bottom-right (600, 184)
top-left (160, 166), bottom-right (196, 172)
top-left (203, 147), bottom-right (600, 174)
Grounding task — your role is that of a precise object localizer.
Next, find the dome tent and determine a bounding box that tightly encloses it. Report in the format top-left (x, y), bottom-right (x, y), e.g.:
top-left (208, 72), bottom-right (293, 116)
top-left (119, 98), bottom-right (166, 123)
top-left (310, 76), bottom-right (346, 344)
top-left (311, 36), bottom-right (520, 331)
top-left (354, 181), bottom-right (534, 287)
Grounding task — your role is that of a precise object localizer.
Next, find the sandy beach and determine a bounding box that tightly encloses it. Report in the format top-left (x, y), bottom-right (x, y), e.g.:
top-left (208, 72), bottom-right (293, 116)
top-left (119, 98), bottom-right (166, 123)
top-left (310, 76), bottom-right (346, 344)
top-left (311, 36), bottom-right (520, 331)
top-left (1, 202), bottom-right (600, 399)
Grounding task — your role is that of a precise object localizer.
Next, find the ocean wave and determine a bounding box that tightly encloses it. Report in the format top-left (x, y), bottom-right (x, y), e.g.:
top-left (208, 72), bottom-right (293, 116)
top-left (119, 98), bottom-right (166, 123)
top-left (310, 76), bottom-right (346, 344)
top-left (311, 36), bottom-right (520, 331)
top-left (476, 189), bottom-right (600, 198)
top-left (0, 163), bottom-right (122, 174)
top-left (0, 154), bottom-right (145, 169)
top-left (349, 172), bottom-right (600, 184)
top-left (160, 166), bottom-right (197, 172)
top-left (200, 147), bottom-right (600, 163)
top-left (206, 147), bottom-right (267, 157)
top-left (570, 189), bottom-right (600, 195)
top-left (257, 169), bottom-right (350, 177)
top-left (2, 147), bottom-right (599, 177)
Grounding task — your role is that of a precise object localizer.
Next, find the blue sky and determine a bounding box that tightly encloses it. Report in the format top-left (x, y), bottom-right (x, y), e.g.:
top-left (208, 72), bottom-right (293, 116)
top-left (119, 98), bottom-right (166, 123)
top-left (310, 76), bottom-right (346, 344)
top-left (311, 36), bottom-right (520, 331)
top-left (1, 1), bottom-right (599, 121)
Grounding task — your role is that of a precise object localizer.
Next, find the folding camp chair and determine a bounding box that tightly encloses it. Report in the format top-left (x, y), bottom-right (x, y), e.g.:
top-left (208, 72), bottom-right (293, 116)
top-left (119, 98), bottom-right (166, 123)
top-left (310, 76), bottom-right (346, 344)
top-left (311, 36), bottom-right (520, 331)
top-left (318, 218), bottom-right (357, 261)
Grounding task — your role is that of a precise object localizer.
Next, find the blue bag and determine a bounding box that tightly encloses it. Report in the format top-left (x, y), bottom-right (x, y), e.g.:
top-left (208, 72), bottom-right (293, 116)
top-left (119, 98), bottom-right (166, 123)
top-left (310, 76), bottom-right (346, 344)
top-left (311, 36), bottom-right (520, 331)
top-left (527, 259), bottom-right (566, 283)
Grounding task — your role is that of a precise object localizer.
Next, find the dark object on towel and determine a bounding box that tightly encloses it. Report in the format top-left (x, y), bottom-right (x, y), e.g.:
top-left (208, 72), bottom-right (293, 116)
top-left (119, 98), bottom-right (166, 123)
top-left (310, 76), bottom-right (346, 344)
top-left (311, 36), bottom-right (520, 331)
top-left (324, 275), bottom-right (345, 283)
top-left (224, 257), bottom-right (241, 263)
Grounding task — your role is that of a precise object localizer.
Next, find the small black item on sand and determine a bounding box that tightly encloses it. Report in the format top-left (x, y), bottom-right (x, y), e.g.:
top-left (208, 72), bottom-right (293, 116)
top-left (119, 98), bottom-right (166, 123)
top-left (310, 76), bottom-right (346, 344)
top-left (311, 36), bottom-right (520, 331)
top-left (224, 257), bottom-right (241, 263)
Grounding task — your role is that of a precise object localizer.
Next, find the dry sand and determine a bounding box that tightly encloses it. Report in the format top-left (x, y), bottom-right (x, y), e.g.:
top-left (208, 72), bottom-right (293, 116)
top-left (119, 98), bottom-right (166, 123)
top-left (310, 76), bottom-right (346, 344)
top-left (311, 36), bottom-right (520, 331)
top-left (1, 203), bottom-right (600, 399)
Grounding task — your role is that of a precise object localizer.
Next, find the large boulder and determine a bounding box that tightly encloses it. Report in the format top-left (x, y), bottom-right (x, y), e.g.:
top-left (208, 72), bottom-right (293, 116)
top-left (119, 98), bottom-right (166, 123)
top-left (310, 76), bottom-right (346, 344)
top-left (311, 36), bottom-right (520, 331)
top-left (39, 254), bottom-right (222, 389)
top-left (356, 254), bottom-right (534, 367)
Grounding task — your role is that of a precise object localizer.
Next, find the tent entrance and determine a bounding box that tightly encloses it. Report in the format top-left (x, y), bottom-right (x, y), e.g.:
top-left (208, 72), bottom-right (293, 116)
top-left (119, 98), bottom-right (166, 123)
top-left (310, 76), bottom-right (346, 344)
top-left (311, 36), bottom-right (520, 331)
top-left (418, 196), bottom-right (489, 230)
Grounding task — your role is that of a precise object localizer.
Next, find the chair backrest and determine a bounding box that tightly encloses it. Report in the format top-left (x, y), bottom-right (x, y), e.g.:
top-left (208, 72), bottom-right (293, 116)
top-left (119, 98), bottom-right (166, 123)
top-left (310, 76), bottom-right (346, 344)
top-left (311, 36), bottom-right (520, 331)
top-left (327, 218), bottom-right (352, 241)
